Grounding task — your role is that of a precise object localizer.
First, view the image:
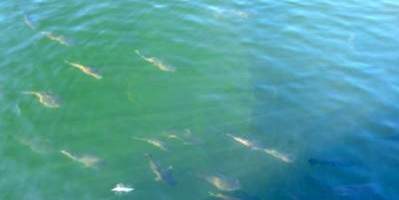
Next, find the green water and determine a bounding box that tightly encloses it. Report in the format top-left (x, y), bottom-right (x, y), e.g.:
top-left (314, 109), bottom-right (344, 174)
top-left (1, 1), bottom-right (399, 199)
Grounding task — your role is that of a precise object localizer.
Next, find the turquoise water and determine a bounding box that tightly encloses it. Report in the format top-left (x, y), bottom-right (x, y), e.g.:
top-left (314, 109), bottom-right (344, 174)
top-left (1, 0), bottom-right (399, 199)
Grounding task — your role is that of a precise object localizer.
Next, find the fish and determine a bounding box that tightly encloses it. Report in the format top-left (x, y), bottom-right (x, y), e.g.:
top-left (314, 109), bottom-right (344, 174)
top-left (263, 148), bottom-right (292, 163)
top-left (165, 129), bottom-right (202, 145)
top-left (40, 31), bottom-right (70, 46)
top-left (111, 183), bottom-right (134, 194)
top-left (135, 50), bottom-right (176, 72)
top-left (166, 133), bottom-right (191, 145)
top-left (132, 137), bottom-right (167, 151)
top-left (226, 134), bottom-right (260, 150)
top-left (60, 150), bottom-right (100, 168)
top-left (22, 91), bottom-right (61, 108)
top-left (16, 137), bottom-right (51, 154)
top-left (209, 192), bottom-right (241, 200)
top-left (205, 175), bottom-right (241, 191)
top-left (23, 14), bottom-right (36, 30)
top-left (145, 153), bottom-right (176, 185)
top-left (65, 60), bottom-right (102, 80)
top-left (227, 134), bottom-right (292, 163)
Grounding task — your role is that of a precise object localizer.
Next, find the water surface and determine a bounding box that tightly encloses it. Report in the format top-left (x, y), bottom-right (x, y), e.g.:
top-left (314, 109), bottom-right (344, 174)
top-left (1, 0), bottom-right (399, 199)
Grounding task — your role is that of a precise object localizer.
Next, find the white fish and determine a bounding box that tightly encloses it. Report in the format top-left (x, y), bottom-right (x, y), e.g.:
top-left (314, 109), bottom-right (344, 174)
top-left (209, 192), bottom-right (241, 200)
top-left (23, 14), bottom-right (36, 30)
top-left (60, 150), bottom-right (100, 168)
top-left (22, 91), bottom-right (61, 108)
top-left (226, 134), bottom-right (259, 150)
top-left (65, 60), bottom-right (102, 80)
top-left (16, 137), bottom-right (51, 154)
top-left (165, 129), bottom-right (201, 145)
top-left (41, 31), bottom-right (69, 46)
top-left (135, 50), bottom-right (176, 72)
top-left (111, 183), bottom-right (134, 194)
top-left (132, 137), bottom-right (167, 151)
top-left (263, 148), bottom-right (292, 163)
top-left (205, 175), bottom-right (241, 191)
top-left (227, 134), bottom-right (292, 163)
top-left (166, 134), bottom-right (190, 145)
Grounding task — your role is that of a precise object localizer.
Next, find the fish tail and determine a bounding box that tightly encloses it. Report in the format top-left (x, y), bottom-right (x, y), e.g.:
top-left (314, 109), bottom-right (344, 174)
top-left (60, 39), bottom-right (70, 46)
top-left (65, 60), bottom-right (79, 69)
top-left (40, 31), bottom-right (50, 37)
top-left (144, 153), bottom-right (153, 160)
top-left (60, 149), bottom-right (76, 160)
top-left (208, 192), bottom-right (217, 197)
top-left (135, 50), bottom-right (146, 59)
top-left (160, 146), bottom-right (168, 151)
top-left (23, 15), bottom-right (35, 30)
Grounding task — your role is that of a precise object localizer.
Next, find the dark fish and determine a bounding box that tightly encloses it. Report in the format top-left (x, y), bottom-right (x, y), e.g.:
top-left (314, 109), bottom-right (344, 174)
top-left (145, 153), bottom-right (176, 186)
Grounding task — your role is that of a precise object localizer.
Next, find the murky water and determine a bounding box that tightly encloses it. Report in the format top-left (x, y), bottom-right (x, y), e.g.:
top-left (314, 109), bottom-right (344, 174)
top-left (1, 0), bottom-right (399, 199)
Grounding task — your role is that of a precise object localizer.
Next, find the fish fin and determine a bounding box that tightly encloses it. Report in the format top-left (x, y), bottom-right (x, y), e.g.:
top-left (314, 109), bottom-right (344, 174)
top-left (135, 50), bottom-right (143, 58)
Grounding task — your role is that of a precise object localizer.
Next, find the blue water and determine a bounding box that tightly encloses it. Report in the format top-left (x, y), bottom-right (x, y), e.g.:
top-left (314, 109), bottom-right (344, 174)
top-left (1, 0), bottom-right (399, 199)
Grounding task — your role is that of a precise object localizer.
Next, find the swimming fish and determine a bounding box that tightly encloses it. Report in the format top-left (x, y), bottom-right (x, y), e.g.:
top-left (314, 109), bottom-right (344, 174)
top-left (263, 148), bottom-right (292, 163)
top-left (23, 14), bottom-right (36, 30)
top-left (165, 129), bottom-right (202, 145)
top-left (227, 134), bottom-right (292, 163)
top-left (145, 153), bottom-right (176, 185)
top-left (40, 31), bottom-right (69, 46)
top-left (65, 60), bottom-right (102, 80)
top-left (22, 91), bottom-right (61, 108)
top-left (226, 134), bottom-right (260, 150)
top-left (166, 133), bottom-right (191, 145)
top-left (16, 137), bottom-right (51, 154)
top-left (111, 183), bottom-right (134, 194)
top-left (205, 175), bottom-right (241, 191)
top-left (209, 192), bottom-right (241, 200)
top-left (60, 150), bottom-right (100, 168)
top-left (132, 137), bottom-right (167, 151)
top-left (135, 50), bottom-right (176, 72)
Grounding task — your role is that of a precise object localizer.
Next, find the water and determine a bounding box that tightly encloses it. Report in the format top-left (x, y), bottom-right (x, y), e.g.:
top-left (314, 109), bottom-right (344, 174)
top-left (1, 0), bottom-right (399, 199)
